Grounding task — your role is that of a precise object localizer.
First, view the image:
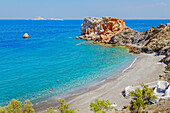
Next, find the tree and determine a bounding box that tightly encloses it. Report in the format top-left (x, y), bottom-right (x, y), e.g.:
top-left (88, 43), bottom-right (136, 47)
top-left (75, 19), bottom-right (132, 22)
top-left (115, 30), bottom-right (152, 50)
top-left (57, 99), bottom-right (75, 113)
top-left (23, 99), bottom-right (35, 113)
top-left (129, 83), bottom-right (157, 113)
top-left (90, 99), bottom-right (113, 113)
top-left (44, 99), bottom-right (75, 113)
top-left (44, 107), bottom-right (56, 113)
top-left (5, 99), bottom-right (23, 113)
top-left (0, 107), bottom-right (5, 113)
top-left (0, 99), bottom-right (35, 113)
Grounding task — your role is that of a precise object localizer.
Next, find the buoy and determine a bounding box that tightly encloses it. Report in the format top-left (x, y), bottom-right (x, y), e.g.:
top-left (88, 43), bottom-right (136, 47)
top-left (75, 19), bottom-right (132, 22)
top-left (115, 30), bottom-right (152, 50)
top-left (57, 79), bottom-right (59, 82)
top-left (22, 33), bottom-right (31, 38)
top-left (52, 88), bottom-right (54, 91)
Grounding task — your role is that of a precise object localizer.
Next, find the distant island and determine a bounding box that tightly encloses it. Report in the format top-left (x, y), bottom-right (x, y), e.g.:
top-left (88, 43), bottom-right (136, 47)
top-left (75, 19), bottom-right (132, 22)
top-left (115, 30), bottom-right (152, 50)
top-left (32, 16), bottom-right (46, 20)
top-left (48, 18), bottom-right (63, 20)
top-left (31, 16), bottom-right (63, 20)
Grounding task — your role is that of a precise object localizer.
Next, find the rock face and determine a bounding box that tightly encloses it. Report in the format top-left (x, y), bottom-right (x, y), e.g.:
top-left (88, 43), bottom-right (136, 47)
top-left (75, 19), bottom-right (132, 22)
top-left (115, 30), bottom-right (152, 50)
top-left (48, 18), bottom-right (63, 20)
top-left (32, 16), bottom-right (46, 20)
top-left (79, 17), bottom-right (170, 54)
top-left (109, 23), bottom-right (170, 54)
top-left (80, 17), bottom-right (126, 43)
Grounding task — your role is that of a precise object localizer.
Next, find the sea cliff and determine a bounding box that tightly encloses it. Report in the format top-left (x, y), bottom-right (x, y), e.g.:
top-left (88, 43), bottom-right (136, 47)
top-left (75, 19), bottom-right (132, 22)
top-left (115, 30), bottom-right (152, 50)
top-left (79, 17), bottom-right (170, 55)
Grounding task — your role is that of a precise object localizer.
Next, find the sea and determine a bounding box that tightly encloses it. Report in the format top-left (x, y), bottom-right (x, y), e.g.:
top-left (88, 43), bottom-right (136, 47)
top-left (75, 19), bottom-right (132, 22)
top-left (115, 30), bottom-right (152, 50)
top-left (0, 19), bottom-right (170, 106)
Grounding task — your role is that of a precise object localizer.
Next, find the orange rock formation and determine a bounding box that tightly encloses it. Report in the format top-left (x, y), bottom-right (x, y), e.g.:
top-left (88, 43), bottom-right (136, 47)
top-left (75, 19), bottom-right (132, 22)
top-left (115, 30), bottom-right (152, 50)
top-left (80, 17), bottom-right (126, 43)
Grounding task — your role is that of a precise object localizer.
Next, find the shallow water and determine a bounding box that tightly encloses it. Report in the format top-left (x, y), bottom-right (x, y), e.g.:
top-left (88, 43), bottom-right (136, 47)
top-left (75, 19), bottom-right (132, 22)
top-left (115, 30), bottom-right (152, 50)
top-left (0, 19), bottom-right (169, 106)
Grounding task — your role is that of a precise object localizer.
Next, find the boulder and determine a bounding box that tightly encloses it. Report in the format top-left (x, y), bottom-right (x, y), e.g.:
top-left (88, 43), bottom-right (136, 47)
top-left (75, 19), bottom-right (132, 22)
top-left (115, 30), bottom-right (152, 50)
top-left (22, 33), bottom-right (31, 38)
top-left (79, 36), bottom-right (84, 39)
top-left (159, 46), bottom-right (170, 55)
top-left (161, 55), bottom-right (170, 65)
top-left (76, 36), bottom-right (79, 39)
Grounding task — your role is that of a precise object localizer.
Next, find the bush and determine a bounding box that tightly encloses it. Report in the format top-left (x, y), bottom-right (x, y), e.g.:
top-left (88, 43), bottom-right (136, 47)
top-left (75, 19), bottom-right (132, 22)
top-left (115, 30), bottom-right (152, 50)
top-left (90, 99), bottom-right (113, 113)
top-left (44, 107), bottom-right (56, 113)
top-left (165, 63), bottom-right (170, 71)
top-left (0, 99), bottom-right (35, 113)
top-left (44, 99), bottom-right (75, 113)
top-left (129, 83), bottom-right (157, 113)
top-left (57, 99), bottom-right (75, 113)
top-left (23, 99), bottom-right (35, 113)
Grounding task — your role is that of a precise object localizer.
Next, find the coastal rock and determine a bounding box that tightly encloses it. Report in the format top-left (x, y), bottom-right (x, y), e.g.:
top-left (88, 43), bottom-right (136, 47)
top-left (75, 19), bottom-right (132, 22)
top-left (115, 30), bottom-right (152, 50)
top-left (159, 46), bottom-right (170, 55)
top-left (141, 23), bottom-right (170, 53)
top-left (79, 17), bottom-right (170, 54)
top-left (76, 36), bottom-right (79, 39)
top-left (161, 55), bottom-right (170, 65)
top-left (22, 33), bottom-right (31, 38)
top-left (32, 16), bottom-right (46, 20)
top-left (109, 27), bottom-right (145, 45)
top-left (80, 17), bottom-right (126, 43)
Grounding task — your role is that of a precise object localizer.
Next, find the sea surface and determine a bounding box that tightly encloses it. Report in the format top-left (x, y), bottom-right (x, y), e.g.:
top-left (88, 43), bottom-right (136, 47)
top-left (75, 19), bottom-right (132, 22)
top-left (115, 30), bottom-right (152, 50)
top-left (0, 19), bottom-right (170, 106)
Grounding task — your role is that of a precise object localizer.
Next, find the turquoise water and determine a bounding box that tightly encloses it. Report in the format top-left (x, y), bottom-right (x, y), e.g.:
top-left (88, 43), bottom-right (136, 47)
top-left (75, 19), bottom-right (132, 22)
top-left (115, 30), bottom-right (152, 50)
top-left (0, 20), bottom-right (169, 106)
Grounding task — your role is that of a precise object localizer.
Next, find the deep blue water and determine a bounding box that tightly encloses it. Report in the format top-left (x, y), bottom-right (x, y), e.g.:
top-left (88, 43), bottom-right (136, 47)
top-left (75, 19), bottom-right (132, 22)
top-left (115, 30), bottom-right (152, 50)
top-left (0, 19), bottom-right (170, 106)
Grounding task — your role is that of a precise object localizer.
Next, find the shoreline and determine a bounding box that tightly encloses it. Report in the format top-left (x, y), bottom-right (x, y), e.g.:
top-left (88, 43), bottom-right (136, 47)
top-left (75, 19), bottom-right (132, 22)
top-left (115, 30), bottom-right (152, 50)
top-left (34, 53), bottom-right (165, 113)
top-left (67, 53), bottom-right (165, 113)
top-left (33, 52), bottom-right (137, 112)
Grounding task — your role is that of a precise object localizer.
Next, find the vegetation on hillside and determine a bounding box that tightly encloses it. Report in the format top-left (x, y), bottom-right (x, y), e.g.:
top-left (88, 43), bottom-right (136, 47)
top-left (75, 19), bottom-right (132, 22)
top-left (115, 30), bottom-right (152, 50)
top-left (129, 83), bottom-right (157, 113)
top-left (90, 99), bottom-right (113, 113)
top-left (165, 63), bottom-right (170, 71)
top-left (0, 99), bottom-right (35, 113)
top-left (0, 83), bottom-right (160, 113)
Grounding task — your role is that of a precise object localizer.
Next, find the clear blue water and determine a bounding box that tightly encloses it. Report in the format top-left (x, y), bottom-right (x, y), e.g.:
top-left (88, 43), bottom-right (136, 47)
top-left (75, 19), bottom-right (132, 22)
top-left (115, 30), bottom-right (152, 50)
top-left (0, 19), bottom-right (170, 106)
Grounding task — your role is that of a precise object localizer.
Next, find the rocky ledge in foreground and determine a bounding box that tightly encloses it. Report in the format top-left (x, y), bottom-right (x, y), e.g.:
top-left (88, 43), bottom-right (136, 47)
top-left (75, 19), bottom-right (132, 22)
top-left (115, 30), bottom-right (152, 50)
top-left (78, 17), bottom-right (170, 55)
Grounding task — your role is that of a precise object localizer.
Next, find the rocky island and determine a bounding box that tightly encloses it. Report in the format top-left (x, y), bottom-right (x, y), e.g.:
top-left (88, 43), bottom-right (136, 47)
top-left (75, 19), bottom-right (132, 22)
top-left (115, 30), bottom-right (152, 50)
top-left (48, 18), bottom-right (63, 20)
top-left (78, 17), bottom-right (170, 55)
top-left (32, 16), bottom-right (46, 20)
top-left (31, 16), bottom-right (63, 20)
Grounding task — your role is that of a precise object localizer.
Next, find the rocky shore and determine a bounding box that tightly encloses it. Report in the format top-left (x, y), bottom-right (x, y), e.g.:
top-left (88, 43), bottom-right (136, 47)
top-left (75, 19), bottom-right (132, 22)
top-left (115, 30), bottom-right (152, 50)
top-left (78, 17), bottom-right (170, 55)
top-left (75, 17), bottom-right (170, 112)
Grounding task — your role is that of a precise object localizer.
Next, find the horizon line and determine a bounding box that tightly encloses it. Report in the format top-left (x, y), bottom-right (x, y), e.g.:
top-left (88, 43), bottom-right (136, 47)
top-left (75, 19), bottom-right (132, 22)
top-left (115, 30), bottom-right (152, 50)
top-left (0, 17), bottom-right (170, 20)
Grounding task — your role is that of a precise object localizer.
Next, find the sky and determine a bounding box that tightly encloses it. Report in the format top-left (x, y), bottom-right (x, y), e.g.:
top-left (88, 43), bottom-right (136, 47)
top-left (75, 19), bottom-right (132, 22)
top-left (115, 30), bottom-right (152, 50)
top-left (0, 0), bottom-right (169, 19)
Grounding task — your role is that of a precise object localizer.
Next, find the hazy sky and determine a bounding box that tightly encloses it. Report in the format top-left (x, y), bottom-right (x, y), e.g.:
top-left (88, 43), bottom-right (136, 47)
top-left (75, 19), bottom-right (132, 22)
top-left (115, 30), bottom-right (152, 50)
top-left (0, 0), bottom-right (169, 19)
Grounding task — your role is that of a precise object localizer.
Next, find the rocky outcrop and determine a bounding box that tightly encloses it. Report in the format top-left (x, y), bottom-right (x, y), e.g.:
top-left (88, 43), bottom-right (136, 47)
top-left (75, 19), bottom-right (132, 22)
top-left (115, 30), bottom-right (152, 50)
top-left (22, 33), bottom-right (31, 38)
top-left (109, 23), bottom-right (170, 54)
top-left (80, 17), bottom-right (126, 43)
top-left (79, 17), bottom-right (170, 54)
top-left (32, 16), bottom-right (46, 20)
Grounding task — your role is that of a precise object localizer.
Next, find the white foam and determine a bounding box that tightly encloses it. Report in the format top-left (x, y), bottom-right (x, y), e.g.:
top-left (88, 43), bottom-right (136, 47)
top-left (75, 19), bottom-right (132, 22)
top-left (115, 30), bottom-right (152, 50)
top-left (122, 57), bottom-right (137, 73)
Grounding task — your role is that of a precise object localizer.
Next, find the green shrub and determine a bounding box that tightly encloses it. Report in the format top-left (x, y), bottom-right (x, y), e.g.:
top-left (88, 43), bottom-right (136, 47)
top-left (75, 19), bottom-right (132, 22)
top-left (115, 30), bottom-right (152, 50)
top-left (44, 99), bottom-right (75, 113)
top-left (168, 44), bottom-right (170, 46)
top-left (0, 99), bottom-right (35, 113)
top-left (44, 107), bottom-right (56, 113)
top-left (5, 99), bottom-right (22, 113)
top-left (23, 99), bottom-right (35, 113)
top-left (57, 99), bottom-right (75, 113)
top-left (0, 107), bottom-right (5, 113)
top-left (165, 63), bottom-right (170, 71)
top-left (90, 99), bottom-right (113, 113)
top-left (129, 83), bottom-right (157, 113)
